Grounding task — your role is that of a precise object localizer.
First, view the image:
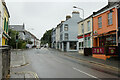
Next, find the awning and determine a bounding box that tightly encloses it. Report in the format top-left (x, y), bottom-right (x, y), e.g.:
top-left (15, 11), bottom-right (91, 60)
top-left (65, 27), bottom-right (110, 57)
top-left (2, 31), bottom-right (11, 40)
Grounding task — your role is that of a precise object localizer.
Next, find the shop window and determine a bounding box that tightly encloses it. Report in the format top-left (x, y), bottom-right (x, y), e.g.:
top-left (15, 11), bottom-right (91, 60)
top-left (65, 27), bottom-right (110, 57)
top-left (87, 21), bottom-right (90, 31)
top-left (64, 24), bottom-right (68, 31)
top-left (70, 42), bottom-right (77, 50)
top-left (79, 42), bottom-right (83, 49)
top-left (98, 17), bottom-right (102, 28)
top-left (108, 12), bottom-right (113, 25)
top-left (88, 37), bottom-right (91, 47)
top-left (85, 37), bottom-right (87, 47)
top-left (99, 34), bottom-right (116, 46)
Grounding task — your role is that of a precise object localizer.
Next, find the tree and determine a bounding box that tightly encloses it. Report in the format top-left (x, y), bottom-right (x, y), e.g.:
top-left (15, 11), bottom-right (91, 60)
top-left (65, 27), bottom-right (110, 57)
top-left (40, 29), bottom-right (52, 47)
top-left (8, 29), bottom-right (27, 49)
top-left (8, 29), bottom-right (19, 49)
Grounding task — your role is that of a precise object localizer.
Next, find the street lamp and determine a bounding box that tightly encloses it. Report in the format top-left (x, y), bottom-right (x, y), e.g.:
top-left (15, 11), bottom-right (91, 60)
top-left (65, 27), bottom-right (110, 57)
top-left (73, 6), bottom-right (85, 52)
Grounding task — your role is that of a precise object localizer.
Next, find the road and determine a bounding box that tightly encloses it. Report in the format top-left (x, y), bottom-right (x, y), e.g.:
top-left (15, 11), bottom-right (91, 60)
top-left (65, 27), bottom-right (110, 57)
top-left (11, 48), bottom-right (119, 79)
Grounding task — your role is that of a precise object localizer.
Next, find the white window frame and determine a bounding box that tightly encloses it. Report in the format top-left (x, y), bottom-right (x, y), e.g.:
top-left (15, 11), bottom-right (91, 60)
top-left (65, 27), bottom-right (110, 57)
top-left (108, 12), bottom-right (113, 25)
top-left (98, 17), bottom-right (102, 28)
top-left (87, 21), bottom-right (90, 31)
top-left (64, 33), bottom-right (68, 40)
top-left (64, 24), bottom-right (68, 31)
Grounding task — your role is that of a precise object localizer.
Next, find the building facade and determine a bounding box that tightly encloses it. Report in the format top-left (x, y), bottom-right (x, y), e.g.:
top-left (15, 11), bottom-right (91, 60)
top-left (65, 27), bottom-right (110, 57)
top-left (56, 23), bottom-right (60, 49)
top-left (78, 15), bottom-right (93, 54)
top-left (2, 1), bottom-right (10, 46)
top-left (92, 2), bottom-right (119, 60)
top-left (0, 0), bottom-right (3, 46)
top-left (51, 28), bottom-right (56, 48)
top-left (9, 24), bottom-right (25, 40)
top-left (118, 7), bottom-right (120, 56)
top-left (60, 12), bottom-right (82, 52)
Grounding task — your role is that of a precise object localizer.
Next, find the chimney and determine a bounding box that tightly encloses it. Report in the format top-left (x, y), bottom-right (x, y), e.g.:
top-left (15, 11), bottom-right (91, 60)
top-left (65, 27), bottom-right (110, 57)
top-left (66, 15), bottom-right (71, 20)
top-left (61, 21), bottom-right (65, 23)
top-left (108, 0), bottom-right (119, 5)
top-left (72, 11), bottom-right (79, 17)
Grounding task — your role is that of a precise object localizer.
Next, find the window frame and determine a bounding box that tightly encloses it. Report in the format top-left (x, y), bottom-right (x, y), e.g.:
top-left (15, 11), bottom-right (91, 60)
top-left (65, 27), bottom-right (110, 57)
top-left (108, 12), bottom-right (113, 25)
top-left (98, 16), bottom-right (102, 28)
top-left (64, 24), bottom-right (68, 31)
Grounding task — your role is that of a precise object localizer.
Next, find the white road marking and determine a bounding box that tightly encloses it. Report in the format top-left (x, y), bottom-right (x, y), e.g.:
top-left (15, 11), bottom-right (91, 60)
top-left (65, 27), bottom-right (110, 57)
top-left (73, 67), bottom-right (101, 80)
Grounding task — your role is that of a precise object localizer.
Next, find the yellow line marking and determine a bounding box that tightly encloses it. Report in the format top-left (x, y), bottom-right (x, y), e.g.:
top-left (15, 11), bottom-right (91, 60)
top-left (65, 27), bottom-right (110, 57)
top-left (11, 71), bottom-right (39, 80)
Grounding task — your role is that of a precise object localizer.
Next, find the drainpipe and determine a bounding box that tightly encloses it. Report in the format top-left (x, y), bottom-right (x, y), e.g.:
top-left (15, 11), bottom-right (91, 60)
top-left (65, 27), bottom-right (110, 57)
top-left (116, 7), bottom-right (118, 46)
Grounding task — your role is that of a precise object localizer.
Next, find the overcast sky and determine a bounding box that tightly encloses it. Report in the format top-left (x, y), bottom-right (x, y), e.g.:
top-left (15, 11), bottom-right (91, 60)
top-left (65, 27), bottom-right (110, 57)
top-left (5, 0), bottom-right (108, 39)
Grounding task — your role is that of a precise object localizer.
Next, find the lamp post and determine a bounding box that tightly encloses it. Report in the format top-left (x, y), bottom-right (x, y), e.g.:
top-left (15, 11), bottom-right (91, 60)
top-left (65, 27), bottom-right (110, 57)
top-left (73, 6), bottom-right (85, 52)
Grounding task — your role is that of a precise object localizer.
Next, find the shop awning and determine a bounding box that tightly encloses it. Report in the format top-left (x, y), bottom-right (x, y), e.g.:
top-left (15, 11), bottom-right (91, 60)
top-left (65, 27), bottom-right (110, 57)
top-left (2, 31), bottom-right (11, 40)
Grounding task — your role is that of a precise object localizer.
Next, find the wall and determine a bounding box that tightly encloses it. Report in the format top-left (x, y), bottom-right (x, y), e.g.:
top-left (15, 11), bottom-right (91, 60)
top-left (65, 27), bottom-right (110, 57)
top-left (62, 14), bottom-right (82, 41)
top-left (93, 8), bottom-right (118, 47)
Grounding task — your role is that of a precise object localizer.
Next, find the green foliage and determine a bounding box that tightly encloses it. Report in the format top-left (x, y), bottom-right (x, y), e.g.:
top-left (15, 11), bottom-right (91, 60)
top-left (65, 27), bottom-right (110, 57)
top-left (28, 41), bottom-right (33, 44)
top-left (8, 29), bottom-right (27, 49)
top-left (40, 29), bottom-right (52, 47)
top-left (8, 29), bottom-right (19, 49)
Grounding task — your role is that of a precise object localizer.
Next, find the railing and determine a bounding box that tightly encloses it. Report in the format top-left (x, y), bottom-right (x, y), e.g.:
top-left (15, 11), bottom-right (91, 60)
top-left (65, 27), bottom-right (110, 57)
top-left (0, 45), bottom-right (11, 80)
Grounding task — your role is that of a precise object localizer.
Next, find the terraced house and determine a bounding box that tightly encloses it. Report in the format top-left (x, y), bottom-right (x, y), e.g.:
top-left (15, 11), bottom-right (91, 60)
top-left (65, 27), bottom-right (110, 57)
top-left (78, 14), bottom-right (93, 55)
top-left (60, 11), bottom-right (82, 52)
top-left (92, 2), bottom-right (120, 60)
top-left (1, 1), bottom-right (10, 46)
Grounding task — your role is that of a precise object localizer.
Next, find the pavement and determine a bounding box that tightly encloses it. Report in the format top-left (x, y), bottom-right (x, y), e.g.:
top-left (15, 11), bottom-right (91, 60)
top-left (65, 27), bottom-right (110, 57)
top-left (10, 48), bottom-right (120, 79)
top-left (10, 49), bottom-right (37, 78)
top-left (48, 48), bottom-right (120, 71)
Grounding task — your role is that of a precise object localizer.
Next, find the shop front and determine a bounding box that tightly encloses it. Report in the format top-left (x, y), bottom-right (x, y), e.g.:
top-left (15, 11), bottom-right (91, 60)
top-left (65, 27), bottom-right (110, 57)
top-left (92, 32), bottom-right (118, 60)
top-left (78, 33), bottom-right (92, 55)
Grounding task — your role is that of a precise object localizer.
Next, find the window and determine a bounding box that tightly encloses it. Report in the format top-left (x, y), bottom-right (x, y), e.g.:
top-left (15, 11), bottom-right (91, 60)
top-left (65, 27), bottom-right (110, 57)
top-left (98, 17), bottom-right (102, 28)
top-left (60, 34), bottom-right (63, 41)
top-left (81, 24), bottom-right (84, 33)
top-left (85, 37), bottom-right (87, 47)
top-left (87, 21), bottom-right (90, 31)
top-left (108, 12), bottom-right (113, 25)
top-left (79, 42), bottom-right (83, 49)
top-left (88, 37), bottom-right (91, 47)
top-left (64, 33), bottom-right (68, 40)
top-left (64, 24), bottom-right (68, 31)
top-left (70, 42), bottom-right (77, 50)
top-left (60, 24), bottom-right (63, 32)
top-left (4, 18), bottom-right (6, 30)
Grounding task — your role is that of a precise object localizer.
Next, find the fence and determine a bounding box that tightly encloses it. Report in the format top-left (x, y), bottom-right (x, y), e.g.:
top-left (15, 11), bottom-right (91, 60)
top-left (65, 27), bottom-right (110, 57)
top-left (0, 46), bottom-right (11, 80)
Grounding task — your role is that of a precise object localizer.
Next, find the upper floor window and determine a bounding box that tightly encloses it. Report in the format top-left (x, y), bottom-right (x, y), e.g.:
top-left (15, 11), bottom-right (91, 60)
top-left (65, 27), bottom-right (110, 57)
top-left (108, 12), bottom-right (113, 25)
top-left (81, 24), bottom-right (84, 33)
top-left (60, 34), bottom-right (63, 41)
top-left (64, 33), bottom-right (69, 40)
top-left (60, 24), bottom-right (63, 32)
top-left (98, 17), bottom-right (102, 28)
top-left (87, 21), bottom-right (90, 31)
top-left (64, 24), bottom-right (68, 31)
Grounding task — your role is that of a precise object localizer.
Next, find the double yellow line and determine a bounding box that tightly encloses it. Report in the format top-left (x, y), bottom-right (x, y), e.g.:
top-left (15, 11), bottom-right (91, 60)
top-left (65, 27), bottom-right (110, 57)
top-left (11, 71), bottom-right (39, 80)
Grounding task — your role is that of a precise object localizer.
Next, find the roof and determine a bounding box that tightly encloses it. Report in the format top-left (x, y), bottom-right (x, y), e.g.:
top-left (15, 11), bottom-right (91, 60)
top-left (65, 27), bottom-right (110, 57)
top-left (93, 2), bottom-right (119, 16)
top-left (2, 2), bottom-right (10, 18)
top-left (78, 14), bottom-right (93, 24)
top-left (9, 25), bottom-right (25, 32)
top-left (25, 30), bottom-right (38, 40)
